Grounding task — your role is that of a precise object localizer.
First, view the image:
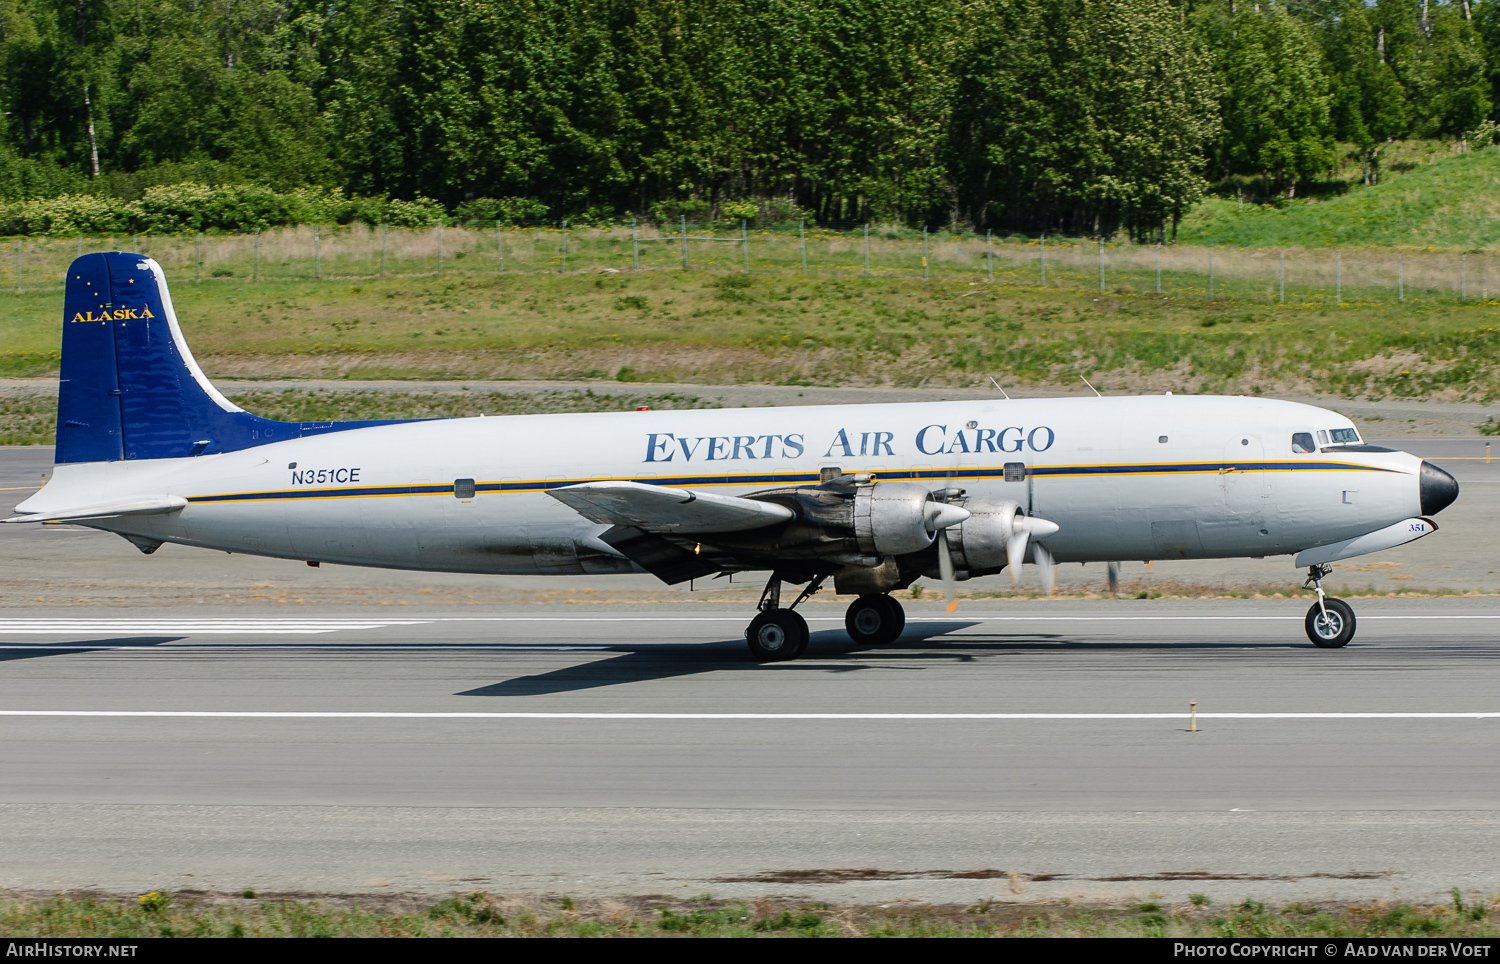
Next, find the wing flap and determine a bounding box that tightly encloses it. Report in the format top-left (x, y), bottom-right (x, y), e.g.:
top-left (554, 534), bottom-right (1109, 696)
top-left (548, 480), bottom-right (793, 533)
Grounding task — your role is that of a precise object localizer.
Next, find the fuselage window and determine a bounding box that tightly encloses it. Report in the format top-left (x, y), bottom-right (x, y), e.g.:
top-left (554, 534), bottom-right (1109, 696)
top-left (1328, 428), bottom-right (1360, 444)
top-left (1291, 432), bottom-right (1316, 454)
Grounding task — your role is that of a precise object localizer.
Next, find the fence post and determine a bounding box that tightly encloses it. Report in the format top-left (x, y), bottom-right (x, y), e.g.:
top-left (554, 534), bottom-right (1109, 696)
top-left (800, 220), bottom-right (808, 274)
top-left (1040, 232), bottom-right (1046, 286)
top-left (1098, 237), bottom-right (1104, 293)
top-left (631, 219), bottom-right (638, 270)
top-left (196, 233), bottom-right (202, 281)
top-left (1461, 253), bottom-right (1466, 301)
top-left (987, 229), bottom-right (994, 283)
top-left (1398, 253), bottom-right (1403, 303)
top-left (1336, 252), bottom-right (1342, 305)
top-left (863, 223), bottom-right (870, 276)
top-left (497, 220), bottom-right (504, 273)
top-left (741, 220), bottom-right (749, 273)
top-left (14, 238), bottom-right (19, 293)
top-left (922, 225), bottom-right (929, 280)
top-left (314, 226), bottom-right (320, 280)
top-left (437, 218), bottom-right (445, 277)
top-left (1279, 251), bottom-right (1285, 303)
top-left (380, 224), bottom-right (388, 278)
top-left (1156, 242), bottom-right (1162, 295)
top-left (1208, 246), bottom-right (1214, 301)
top-left (559, 219), bottom-right (567, 272)
top-left (253, 227), bottom-right (260, 281)
top-left (680, 215), bottom-right (688, 271)
top-left (77, 237), bottom-right (83, 261)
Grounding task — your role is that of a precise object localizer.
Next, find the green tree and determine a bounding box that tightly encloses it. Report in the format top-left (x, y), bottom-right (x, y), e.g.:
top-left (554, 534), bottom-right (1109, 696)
top-left (1201, 1), bottom-right (1334, 198)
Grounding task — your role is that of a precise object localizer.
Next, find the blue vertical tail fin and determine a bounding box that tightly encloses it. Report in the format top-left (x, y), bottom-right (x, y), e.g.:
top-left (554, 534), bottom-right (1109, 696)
top-left (58, 253), bottom-right (407, 464)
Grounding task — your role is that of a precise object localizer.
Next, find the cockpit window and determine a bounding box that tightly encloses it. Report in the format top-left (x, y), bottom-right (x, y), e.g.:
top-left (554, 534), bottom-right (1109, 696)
top-left (1327, 428), bottom-right (1360, 445)
top-left (1291, 432), bottom-right (1316, 454)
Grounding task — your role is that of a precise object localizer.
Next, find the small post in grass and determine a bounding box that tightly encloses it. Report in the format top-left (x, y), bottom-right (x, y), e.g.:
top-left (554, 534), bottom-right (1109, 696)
top-left (559, 219), bottom-right (567, 273)
top-left (1461, 253), bottom-right (1466, 301)
top-left (498, 220), bottom-right (505, 273)
top-left (1280, 250), bottom-right (1285, 303)
top-left (314, 226), bottom-right (320, 280)
top-left (1398, 253), bottom-right (1403, 303)
top-left (1040, 232), bottom-right (1046, 286)
top-left (14, 238), bottom-right (19, 293)
top-left (863, 222), bottom-right (869, 276)
top-left (1208, 246), bottom-right (1214, 301)
top-left (1098, 237), bottom-right (1104, 294)
top-left (680, 215), bottom-right (688, 271)
top-left (253, 227), bottom-right (260, 281)
top-left (741, 219), bottom-right (749, 273)
top-left (631, 219), bottom-right (638, 269)
top-left (987, 228), bottom-right (994, 283)
top-left (1336, 252), bottom-right (1342, 305)
top-left (1156, 242), bottom-right (1162, 295)
top-left (196, 233), bottom-right (202, 281)
top-left (922, 225), bottom-right (929, 280)
top-left (801, 220), bottom-right (808, 274)
top-left (1189, 701), bottom-right (1197, 733)
top-left (379, 223), bottom-right (387, 278)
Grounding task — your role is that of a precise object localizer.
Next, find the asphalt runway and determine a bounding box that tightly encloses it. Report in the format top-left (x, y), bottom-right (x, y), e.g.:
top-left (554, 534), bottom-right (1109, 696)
top-left (0, 600), bottom-right (1497, 904)
top-left (0, 429), bottom-right (1497, 906)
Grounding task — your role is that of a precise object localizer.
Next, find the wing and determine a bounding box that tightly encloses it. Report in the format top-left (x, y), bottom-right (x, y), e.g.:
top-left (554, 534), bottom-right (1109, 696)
top-left (548, 480), bottom-right (793, 533)
top-left (3, 495), bottom-right (188, 524)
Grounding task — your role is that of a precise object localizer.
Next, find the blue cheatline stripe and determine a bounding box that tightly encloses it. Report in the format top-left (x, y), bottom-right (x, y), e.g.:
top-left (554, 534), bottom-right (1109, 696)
top-left (183, 460), bottom-right (1405, 506)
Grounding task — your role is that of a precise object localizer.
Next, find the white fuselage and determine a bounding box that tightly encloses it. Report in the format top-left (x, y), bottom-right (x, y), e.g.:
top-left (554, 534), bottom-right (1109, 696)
top-left (19, 395), bottom-right (1421, 575)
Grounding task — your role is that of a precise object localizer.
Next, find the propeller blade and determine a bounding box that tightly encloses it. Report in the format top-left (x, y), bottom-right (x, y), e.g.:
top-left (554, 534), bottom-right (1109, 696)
top-left (1034, 543), bottom-right (1057, 597)
top-left (937, 528), bottom-right (959, 613)
top-left (1007, 530), bottom-right (1028, 585)
top-left (1107, 561), bottom-right (1119, 596)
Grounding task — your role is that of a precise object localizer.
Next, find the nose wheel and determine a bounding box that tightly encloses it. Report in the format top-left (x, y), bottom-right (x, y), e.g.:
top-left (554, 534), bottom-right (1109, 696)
top-left (1303, 564), bottom-right (1356, 648)
top-left (845, 594), bottom-right (906, 646)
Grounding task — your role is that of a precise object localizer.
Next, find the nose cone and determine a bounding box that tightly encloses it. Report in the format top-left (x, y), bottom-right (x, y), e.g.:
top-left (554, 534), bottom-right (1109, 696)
top-left (1419, 461), bottom-right (1459, 516)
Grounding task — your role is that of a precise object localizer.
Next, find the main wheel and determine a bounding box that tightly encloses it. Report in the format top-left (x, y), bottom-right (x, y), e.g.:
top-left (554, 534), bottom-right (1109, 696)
top-left (845, 594), bottom-right (906, 646)
top-left (1305, 598), bottom-right (1356, 648)
top-left (746, 609), bottom-right (809, 662)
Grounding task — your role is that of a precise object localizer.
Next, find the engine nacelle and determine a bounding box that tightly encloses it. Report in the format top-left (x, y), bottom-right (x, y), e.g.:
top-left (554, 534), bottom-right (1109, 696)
top-left (946, 496), bottom-right (1023, 575)
top-left (852, 480), bottom-right (941, 557)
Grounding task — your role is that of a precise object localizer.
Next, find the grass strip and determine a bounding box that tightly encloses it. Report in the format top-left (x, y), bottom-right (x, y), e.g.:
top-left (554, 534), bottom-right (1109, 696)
top-left (3, 890), bottom-right (1497, 938)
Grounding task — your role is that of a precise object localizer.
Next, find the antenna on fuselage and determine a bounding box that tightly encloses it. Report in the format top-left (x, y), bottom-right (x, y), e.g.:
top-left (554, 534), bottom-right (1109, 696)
top-left (988, 376), bottom-right (1010, 400)
top-left (1079, 375), bottom-right (1103, 397)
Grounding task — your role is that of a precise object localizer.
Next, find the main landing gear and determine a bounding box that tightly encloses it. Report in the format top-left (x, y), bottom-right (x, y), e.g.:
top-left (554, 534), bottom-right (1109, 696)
top-left (844, 593), bottom-right (906, 647)
top-left (1303, 564), bottom-right (1356, 649)
top-left (746, 573), bottom-right (821, 662)
top-left (746, 574), bottom-right (909, 662)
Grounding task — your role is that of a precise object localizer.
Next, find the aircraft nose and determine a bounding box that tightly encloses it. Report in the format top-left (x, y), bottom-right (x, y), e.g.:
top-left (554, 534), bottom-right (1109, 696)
top-left (1419, 460), bottom-right (1459, 516)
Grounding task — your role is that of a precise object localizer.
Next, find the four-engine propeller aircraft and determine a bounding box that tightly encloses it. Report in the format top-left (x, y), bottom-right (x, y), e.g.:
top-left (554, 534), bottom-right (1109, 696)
top-left (9, 254), bottom-right (1461, 659)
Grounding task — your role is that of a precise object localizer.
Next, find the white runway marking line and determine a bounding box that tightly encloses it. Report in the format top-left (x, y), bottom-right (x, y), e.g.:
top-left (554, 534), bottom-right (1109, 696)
top-left (0, 711), bottom-right (1494, 720)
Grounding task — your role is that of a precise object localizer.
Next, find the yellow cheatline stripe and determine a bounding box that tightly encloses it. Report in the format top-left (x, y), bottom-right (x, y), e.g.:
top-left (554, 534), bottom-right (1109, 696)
top-left (0, 485), bottom-right (42, 491)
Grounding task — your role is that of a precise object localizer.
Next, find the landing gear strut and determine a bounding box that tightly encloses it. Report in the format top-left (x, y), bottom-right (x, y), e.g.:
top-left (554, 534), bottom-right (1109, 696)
top-left (745, 573), bottom-right (823, 662)
top-left (1303, 564), bottom-right (1356, 648)
top-left (845, 594), bottom-right (906, 646)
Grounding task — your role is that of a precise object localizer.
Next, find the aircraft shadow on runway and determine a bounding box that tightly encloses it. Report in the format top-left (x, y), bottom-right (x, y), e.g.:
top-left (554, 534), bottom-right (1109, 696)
top-left (455, 621), bottom-right (1054, 696)
top-left (0, 637), bottom-right (186, 662)
top-left (455, 620), bottom-right (1368, 696)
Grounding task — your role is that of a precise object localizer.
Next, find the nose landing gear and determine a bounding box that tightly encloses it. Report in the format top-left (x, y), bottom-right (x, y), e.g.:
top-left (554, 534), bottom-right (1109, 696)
top-left (1303, 564), bottom-right (1356, 648)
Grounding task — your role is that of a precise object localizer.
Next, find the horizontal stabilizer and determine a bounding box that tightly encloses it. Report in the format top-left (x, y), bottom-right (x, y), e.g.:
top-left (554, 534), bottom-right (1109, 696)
top-left (1294, 517), bottom-right (1437, 567)
top-left (548, 480), bottom-right (793, 533)
top-left (4, 495), bottom-right (188, 524)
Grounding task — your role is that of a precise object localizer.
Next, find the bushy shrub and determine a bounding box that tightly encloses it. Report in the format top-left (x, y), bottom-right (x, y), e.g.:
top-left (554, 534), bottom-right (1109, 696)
top-left (453, 196), bottom-right (550, 224)
top-left (0, 194), bottom-right (140, 235)
top-left (381, 196), bottom-right (446, 226)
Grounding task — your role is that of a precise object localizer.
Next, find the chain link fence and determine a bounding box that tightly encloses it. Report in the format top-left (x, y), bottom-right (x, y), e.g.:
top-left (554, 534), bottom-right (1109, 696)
top-left (5, 222), bottom-right (1494, 305)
